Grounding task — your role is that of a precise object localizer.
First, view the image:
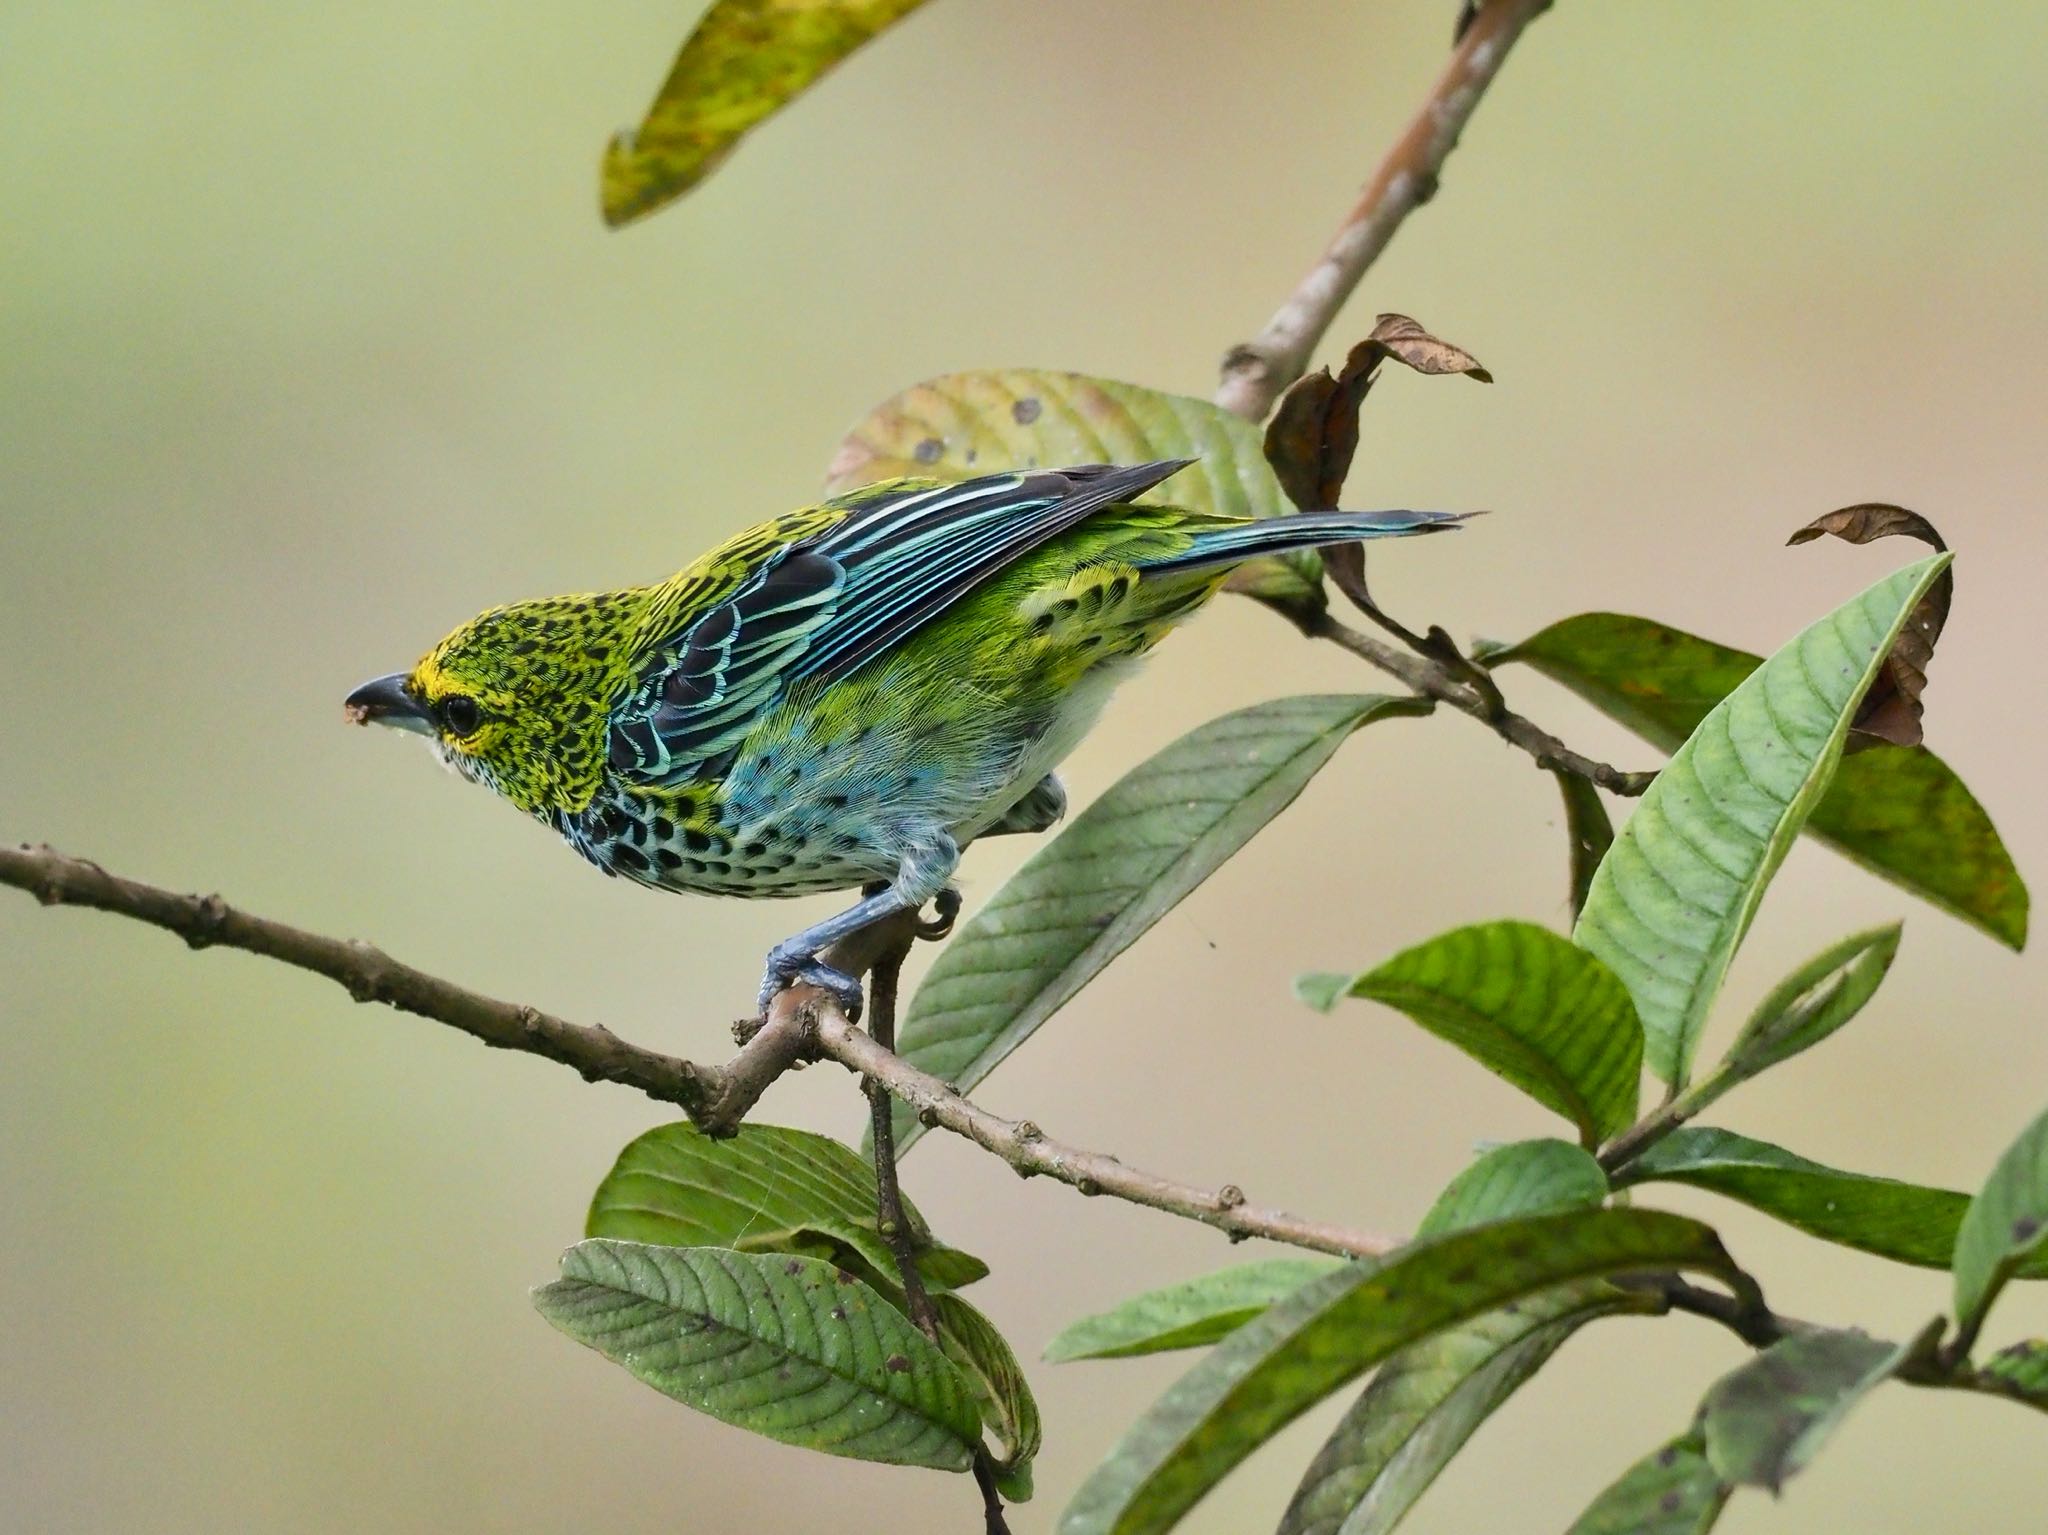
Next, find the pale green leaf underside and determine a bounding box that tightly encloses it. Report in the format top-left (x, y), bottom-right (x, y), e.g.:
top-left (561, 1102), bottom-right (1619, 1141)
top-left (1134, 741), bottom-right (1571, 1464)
top-left (586, 1120), bottom-right (983, 1291)
top-left (1307, 921), bottom-right (1643, 1144)
top-left (1057, 1210), bottom-right (1737, 1535)
top-left (602, 0), bottom-right (932, 227)
top-left (1045, 1259), bottom-right (1342, 1363)
top-left (1717, 923), bottom-right (1899, 1088)
top-left (1487, 611), bottom-right (2026, 950)
top-left (1699, 1327), bottom-right (1907, 1491)
top-left (934, 1291), bottom-right (1043, 1476)
top-left (1954, 1106), bottom-right (2048, 1337)
top-left (826, 367), bottom-right (1324, 607)
top-left (1574, 555), bottom-right (1952, 1085)
top-left (1563, 1434), bottom-right (1729, 1535)
top-left (887, 694), bottom-right (1429, 1154)
top-left (534, 1240), bottom-right (979, 1469)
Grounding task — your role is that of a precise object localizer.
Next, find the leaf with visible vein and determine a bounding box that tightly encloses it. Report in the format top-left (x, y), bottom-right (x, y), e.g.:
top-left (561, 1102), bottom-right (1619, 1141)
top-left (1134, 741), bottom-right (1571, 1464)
top-left (1484, 611), bottom-right (2026, 950)
top-left (602, 0), bottom-right (932, 227)
top-left (827, 368), bottom-right (1326, 615)
top-left (1057, 1210), bottom-right (1743, 1535)
top-left (1954, 1105), bottom-right (2048, 1342)
top-left (1714, 924), bottom-right (1899, 1090)
top-left (1615, 1126), bottom-right (2048, 1275)
top-left (1277, 1139), bottom-right (1620, 1535)
top-left (1573, 555), bottom-right (1954, 1086)
top-left (1699, 1327), bottom-right (1911, 1491)
top-left (534, 1240), bottom-right (979, 1469)
top-left (1301, 921), bottom-right (1643, 1145)
top-left (885, 694), bottom-right (1429, 1154)
top-left (933, 1293), bottom-right (1042, 1482)
top-left (1563, 1434), bottom-right (1729, 1535)
top-left (586, 1120), bottom-right (984, 1291)
top-left (1045, 1259), bottom-right (1342, 1363)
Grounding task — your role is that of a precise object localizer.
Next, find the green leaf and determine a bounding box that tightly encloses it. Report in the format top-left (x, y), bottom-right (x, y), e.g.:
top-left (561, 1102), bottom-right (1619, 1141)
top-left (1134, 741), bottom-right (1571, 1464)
top-left (1045, 1259), bottom-right (1343, 1363)
top-left (601, 0), bottom-right (932, 227)
top-left (1699, 1327), bottom-right (1909, 1491)
top-left (1954, 1105), bottom-right (2048, 1342)
top-left (1979, 1340), bottom-right (2048, 1408)
top-left (1554, 770), bottom-right (1615, 924)
top-left (886, 694), bottom-right (1430, 1154)
top-left (533, 1240), bottom-right (980, 1470)
top-left (1276, 1139), bottom-right (1620, 1535)
top-left (1615, 1127), bottom-right (2042, 1275)
top-left (1303, 921), bottom-right (1643, 1145)
top-left (933, 1292), bottom-right (1042, 1483)
top-left (1416, 1138), bottom-right (1611, 1238)
top-left (1573, 556), bottom-right (1954, 1086)
top-left (828, 368), bottom-right (1326, 618)
top-left (1487, 612), bottom-right (2026, 951)
top-left (1715, 924), bottom-right (1900, 1090)
top-left (586, 1120), bottom-right (985, 1292)
top-left (1563, 1434), bottom-right (1729, 1535)
top-left (1057, 1210), bottom-right (1743, 1535)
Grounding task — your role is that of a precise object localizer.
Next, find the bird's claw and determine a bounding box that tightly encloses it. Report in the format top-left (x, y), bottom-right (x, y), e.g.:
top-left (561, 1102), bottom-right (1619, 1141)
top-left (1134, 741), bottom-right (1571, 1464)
top-left (758, 952), bottom-right (864, 1021)
top-left (916, 887), bottom-right (963, 941)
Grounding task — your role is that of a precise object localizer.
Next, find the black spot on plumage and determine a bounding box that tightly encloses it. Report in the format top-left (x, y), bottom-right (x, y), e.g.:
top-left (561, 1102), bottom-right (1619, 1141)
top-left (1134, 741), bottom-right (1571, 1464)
top-left (611, 845), bottom-right (650, 873)
top-left (683, 828), bottom-right (713, 854)
top-left (652, 816), bottom-right (674, 841)
top-left (742, 841), bottom-right (767, 859)
top-left (656, 849), bottom-right (682, 870)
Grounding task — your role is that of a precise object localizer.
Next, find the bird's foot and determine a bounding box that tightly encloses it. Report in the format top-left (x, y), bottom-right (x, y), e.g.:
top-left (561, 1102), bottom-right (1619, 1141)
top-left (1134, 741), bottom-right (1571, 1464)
top-left (758, 945), bottom-right (864, 1021)
top-left (917, 886), bottom-right (963, 941)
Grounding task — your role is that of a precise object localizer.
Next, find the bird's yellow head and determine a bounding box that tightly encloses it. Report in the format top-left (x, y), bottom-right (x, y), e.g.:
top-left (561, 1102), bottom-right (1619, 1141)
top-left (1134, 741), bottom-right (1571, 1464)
top-left (346, 589), bottom-right (649, 818)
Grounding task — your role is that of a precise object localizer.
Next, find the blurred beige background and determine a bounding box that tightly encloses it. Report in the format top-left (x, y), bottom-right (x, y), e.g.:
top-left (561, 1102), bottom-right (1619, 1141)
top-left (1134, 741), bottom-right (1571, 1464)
top-left (4, 2), bottom-right (2045, 1531)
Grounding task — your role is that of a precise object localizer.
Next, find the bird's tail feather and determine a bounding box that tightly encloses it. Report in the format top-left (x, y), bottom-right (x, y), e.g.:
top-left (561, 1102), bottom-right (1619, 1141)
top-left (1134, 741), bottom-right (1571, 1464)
top-left (1138, 509), bottom-right (1476, 576)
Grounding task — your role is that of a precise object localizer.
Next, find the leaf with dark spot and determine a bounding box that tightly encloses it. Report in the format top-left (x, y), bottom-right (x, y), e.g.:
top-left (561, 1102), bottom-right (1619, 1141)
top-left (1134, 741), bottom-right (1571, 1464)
top-left (1954, 1105), bottom-right (2048, 1342)
top-left (1699, 1327), bottom-right (1915, 1491)
top-left (1787, 504), bottom-right (1951, 747)
top-left (1564, 1434), bottom-right (1729, 1535)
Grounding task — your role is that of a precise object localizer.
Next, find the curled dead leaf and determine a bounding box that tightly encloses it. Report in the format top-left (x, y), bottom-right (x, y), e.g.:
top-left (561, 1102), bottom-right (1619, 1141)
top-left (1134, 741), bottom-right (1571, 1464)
top-left (1788, 505), bottom-right (1951, 749)
top-left (1262, 314), bottom-right (1490, 611)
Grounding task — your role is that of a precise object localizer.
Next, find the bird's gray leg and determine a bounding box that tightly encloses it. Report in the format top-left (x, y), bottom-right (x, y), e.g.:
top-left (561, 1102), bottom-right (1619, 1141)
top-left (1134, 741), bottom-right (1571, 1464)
top-left (758, 832), bottom-right (960, 1018)
top-left (979, 773), bottom-right (1067, 838)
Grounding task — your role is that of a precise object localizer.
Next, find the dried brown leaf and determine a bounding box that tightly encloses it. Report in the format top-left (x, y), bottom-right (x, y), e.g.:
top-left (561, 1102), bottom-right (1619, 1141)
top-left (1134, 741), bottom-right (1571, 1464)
top-left (1788, 504), bottom-right (1951, 748)
top-left (1261, 314), bottom-right (1489, 613)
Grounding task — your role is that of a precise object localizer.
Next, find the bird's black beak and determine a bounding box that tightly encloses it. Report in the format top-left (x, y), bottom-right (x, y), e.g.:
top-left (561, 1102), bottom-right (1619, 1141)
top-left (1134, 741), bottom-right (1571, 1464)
top-left (345, 673), bottom-right (434, 735)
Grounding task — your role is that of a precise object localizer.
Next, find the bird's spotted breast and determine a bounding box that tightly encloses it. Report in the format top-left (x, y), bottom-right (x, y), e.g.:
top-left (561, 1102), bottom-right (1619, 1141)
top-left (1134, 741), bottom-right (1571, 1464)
top-left (564, 781), bottom-right (893, 898)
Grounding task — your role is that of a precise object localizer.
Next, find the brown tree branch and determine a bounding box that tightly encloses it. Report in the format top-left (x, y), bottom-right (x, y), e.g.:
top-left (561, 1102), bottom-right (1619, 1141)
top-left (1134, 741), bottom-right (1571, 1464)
top-left (814, 1011), bottom-right (1399, 1259)
top-left (1, 841), bottom-right (1398, 1261)
top-left (1306, 610), bottom-right (1657, 795)
top-left (1214, 0), bottom-right (1553, 421)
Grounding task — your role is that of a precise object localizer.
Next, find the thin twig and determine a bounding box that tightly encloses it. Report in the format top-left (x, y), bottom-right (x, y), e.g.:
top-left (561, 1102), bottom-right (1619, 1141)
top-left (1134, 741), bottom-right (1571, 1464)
top-left (0, 841), bottom-right (1399, 1261)
top-left (814, 1012), bottom-right (1400, 1259)
top-left (1214, 0), bottom-right (1554, 421)
top-left (1307, 611), bottom-right (1657, 795)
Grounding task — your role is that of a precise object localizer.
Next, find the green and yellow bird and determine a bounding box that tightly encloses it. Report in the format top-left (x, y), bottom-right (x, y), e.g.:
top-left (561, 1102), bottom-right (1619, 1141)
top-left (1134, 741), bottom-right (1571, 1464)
top-left (347, 461), bottom-right (1465, 1015)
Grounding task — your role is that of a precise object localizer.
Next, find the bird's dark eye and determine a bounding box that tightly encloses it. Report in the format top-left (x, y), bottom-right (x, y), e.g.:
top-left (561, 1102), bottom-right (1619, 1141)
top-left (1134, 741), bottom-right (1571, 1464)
top-left (439, 694), bottom-right (482, 738)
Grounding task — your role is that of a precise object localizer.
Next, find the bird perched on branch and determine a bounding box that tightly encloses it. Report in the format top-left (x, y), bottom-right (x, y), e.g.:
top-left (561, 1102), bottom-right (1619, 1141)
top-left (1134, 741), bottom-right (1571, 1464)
top-left (347, 461), bottom-right (1466, 1017)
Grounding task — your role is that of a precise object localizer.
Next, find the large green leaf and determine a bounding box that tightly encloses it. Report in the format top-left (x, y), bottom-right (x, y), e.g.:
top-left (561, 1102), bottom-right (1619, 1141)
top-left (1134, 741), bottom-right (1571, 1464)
top-left (1563, 1434), bottom-right (1729, 1535)
top-left (827, 368), bottom-right (1325, 612)
top-left (1573, 556), bottom-right (1954, 1086)
top-left (1276, 1139), bottom-right (1621, 1535)
top-left (1300, 921), bottom-right (1642, 1145)
top-left (1613, 1126), bottom-right (2035, 1275)
top-left (1045, 1259), bottom-right (1342, 1364)
top-left (601, 0), bottom-right (932, 227)
top-left (886, 694), bottom-right (1430, 1153)
top-left (1954, 1106), bottom-right (2048, 1343)
top-left (586, 1121), bottom-right (984, 1291)
top-left (1712, 924), bottom-right (1900, 1093)
top-left (534, 1240), bottom-right (980, 1469)
top-left (933, 1292), bottom-right (1042, 1485)
top-left (1057, 1210), bottom-right (1743, 1535)
top-left (1698, 1327), bottom-right (1910, 1491)
top-left (1485, 612), bottom-right (2026, 950)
